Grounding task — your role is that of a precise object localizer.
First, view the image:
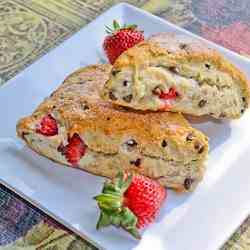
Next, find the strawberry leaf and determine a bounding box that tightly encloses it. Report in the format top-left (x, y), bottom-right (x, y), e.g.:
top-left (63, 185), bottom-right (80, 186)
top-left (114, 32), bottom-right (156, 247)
top-left (94, 172), bottom-right (141, 239)
top-left (125, 24), bottom-right (137, 30)
top-left (94, 193), bottom-right (122, 210)
top-left (96, 211), bottom-right (111, 229)
top-left (105, 20), bottom-right (140, 35)
top-left (114, 171), bottom-right (124, 190)
top-left (113, 20), bottom-right (121, 30)
top-left (122, 173), bottom-right (132, 193)
top-left (121, 207), bottom-right (140, 239)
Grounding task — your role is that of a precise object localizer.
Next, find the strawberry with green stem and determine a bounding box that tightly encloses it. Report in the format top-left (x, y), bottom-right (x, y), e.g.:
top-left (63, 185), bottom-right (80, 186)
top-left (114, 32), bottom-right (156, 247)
top-left (103, 20), bottom-right (144, 64)
top-left (94, 172), bottom-right (166, 239)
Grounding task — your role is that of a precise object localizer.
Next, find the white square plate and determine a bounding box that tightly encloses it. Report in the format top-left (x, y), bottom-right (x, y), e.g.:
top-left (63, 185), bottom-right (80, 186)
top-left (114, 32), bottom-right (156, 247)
top-left (1, 3), bottom-right (250, 250)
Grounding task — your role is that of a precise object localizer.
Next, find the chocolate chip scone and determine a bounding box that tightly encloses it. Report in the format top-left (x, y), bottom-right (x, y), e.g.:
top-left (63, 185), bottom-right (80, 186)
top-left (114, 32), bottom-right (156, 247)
top-left (17, 64), bottom-right (208, 192)
top-left (102, 32), bottom-right (250, 119)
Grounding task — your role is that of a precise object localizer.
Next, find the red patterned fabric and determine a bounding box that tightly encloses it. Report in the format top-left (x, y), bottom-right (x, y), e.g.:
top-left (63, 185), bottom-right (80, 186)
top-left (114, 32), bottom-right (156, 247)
top-left (202, 22), bottom-right (250, 55)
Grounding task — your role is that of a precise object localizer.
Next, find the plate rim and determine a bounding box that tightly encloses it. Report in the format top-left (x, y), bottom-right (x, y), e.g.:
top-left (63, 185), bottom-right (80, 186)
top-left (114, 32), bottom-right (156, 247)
top-left (1, 3), bottom-right (250, 250)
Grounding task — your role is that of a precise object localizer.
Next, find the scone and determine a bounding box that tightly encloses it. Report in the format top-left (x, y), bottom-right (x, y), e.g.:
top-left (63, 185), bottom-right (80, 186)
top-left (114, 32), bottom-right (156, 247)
top-left (102, 32), bottom-right (250, 119)
top-left (16, 64), bottom-right (208, 192)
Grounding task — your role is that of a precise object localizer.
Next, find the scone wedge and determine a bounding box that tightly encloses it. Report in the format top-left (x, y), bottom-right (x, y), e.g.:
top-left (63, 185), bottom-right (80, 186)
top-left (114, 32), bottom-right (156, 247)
top-left (102, 32), bottom-right (250, 119)
top-left (17, 64), bottom-right (208, 192)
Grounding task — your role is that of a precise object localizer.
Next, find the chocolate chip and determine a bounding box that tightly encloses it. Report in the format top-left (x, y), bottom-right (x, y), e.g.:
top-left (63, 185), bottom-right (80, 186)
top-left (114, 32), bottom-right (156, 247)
top-left (198, 99), bottom-right (207, 108)
top-left (111, 70), bottom-right (121, 76)
top-left (241, 109), bottom-right (245, 114)
top-left (78, 81), bottom-right (86, 85)
top-left (118, 106), bottom-right (131, 112)
top-left (57, 144), bottom-right (65, 153)
top-left (179, 43), bottom-right (188, 50)
top-left (83, 104), bottom-right (89, 110)
top-left (130, 158), bottom-right (141, 167)
top-left (109, 91), bottom-right (117, 101)
top-left (80, 102), bottom-right (89, 110)
top-left (205, 63), bottom-right (211, 69)
top-left (126, 139), bottom-right (137, 147)
top-left (161, 140), bottom-right (167, 147)
top-left (152, 86), bottom-right (162, 95)
top-left (50, 91), bottom-right (56, 97)
top-left (194, 143), bottom-right (204, 154)
top-left (21, 132), bottom-right (29, 139)
top-left (186, 133), bottom-right (195, 141)
top-left (242, 97), bottom-right (246, 102)
top-left (107, 117), bottom-right (111, 121)
top-left (123, 94), bottom-right (133, 103)
top-left (52, 105), bottom-right (57, 109)
top-left (184, 178), bottom-right (194, 190)
top-left (219, 113), bottom-right (226, 118)
top-left (123, 80), bottom-right (128, 87)
top-left (168, 66), bottom-right (178, 73)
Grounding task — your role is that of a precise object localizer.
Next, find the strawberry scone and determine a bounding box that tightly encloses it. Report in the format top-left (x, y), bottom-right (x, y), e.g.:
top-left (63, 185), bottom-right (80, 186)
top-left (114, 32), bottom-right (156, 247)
top-left (102, 32), bottom-right (250, 119)
top-left (17, 64), bottom-right (208, 192)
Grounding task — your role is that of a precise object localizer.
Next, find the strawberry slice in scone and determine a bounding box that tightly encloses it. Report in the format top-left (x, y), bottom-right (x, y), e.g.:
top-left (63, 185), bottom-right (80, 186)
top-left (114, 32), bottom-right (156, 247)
top-left (154, 87), bottom-right (180, 111)
top-left (62, 133), bottom-right (87, 167)
top-left (36, 114), bottom-right (58, 136)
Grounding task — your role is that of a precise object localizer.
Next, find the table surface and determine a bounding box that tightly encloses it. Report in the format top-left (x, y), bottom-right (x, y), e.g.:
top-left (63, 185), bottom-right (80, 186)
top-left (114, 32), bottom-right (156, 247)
top-left (1, 0), bottom-right (250, 249)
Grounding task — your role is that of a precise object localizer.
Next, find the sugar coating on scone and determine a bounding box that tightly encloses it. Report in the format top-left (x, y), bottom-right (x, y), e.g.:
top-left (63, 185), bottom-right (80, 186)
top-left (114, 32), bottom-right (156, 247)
top-left (102, 33), bottom-right (250, 119)
top-left (17, 64), bottom-right (208, 192)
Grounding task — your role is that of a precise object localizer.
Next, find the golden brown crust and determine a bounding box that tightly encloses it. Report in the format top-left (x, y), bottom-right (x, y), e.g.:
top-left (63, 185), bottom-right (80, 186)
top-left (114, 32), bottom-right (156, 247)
top-left (17, 64), bottom-right (209, 191)
top-left (103, 33), bottom-right (250, 118)
top-left (17, 64), bottom-right (208, 155)
top-left (149, 33), bottom-right (250, 107)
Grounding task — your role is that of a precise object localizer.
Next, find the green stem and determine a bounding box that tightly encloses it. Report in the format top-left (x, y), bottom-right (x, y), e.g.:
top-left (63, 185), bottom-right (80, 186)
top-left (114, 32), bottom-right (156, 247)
top-left (94, 172), bottom-right (140, 239)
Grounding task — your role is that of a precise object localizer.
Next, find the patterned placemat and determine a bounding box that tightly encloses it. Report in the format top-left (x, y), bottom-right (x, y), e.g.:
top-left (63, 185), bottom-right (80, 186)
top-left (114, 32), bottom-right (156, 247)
top-left (1, 0), bottom-right (250, 249)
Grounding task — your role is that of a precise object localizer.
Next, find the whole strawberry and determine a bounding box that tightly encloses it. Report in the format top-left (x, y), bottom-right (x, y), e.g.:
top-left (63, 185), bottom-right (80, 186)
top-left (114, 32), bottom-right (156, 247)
top-left (103, 20), bottom-right (144, 64)
top-left (94, 172), bottom-right (166, 239)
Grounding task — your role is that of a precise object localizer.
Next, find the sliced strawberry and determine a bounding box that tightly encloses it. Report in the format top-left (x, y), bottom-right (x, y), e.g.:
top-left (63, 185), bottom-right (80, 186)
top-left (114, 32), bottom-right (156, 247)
top-left (36, 114), bottom-right (58, 136)
top-left (64, 134), bottom-right (87, 166)
top-left (159, 87), bottom-right (179, 100)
